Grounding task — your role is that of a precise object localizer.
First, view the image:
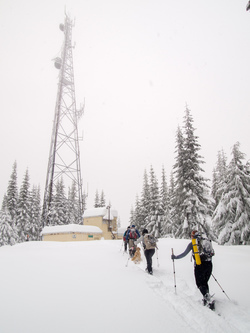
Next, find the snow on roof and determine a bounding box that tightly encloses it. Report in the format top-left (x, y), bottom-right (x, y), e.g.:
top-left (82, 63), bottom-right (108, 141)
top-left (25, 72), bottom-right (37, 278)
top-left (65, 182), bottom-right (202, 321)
top-left (83, 207), bottom-right (118, 219)
top-left (41, 224), bottom-right (102, 235)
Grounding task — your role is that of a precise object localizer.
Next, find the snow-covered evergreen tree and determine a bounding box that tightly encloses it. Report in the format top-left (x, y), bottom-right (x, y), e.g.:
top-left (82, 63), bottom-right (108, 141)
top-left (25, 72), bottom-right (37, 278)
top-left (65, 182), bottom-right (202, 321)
top-left (94, 190), bottom-right (100, 208)
top-left (160, 167), bottom-right (172, 236)
top-left (1, 195), bottom-right (8, 211)
top-left (171, 125), bottom-right (186, 236)
top-left (181, 107), bottom-right (211, 237)
top-left (139, 169), bottom-right (151, 231)
top-left (129, 206), bottom-right (135, 226)
top-left (29, 186), bottom-right (41, 240)
top-left (130, 195), bottom-right (142, 230)
top-left (146, 166), bottom-right (161, 237)
top-left (172, 107), bottom-right (211, 238)
top-left (211, 150), bottom-right (227, 208)
top-left (16, 169), bottom-right (31, 242)
top-left (0, 210), bottom-right (18, 246)
top-left (49, 178), bottom-right (67, 226)
top-left (100, 190), bottom-right (106, 207)
top-left (82, 190), bottom-right (87, 212)
top-left (213, 142), bottom-right (250, 245)
top-left (6, 161), bottom-right (18, 225)
top-left (168, 171), bottom-right (176, 235)
top-left (67, 181), bottom-right (79, 224)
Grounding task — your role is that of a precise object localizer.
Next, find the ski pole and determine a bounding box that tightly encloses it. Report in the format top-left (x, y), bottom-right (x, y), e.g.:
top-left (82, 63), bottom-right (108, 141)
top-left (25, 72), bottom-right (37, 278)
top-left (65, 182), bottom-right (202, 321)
top-left (119, 241), bottom-right (123, 252)
top-left (125, 257), bottom-right (130, 267)
top-left (212, 274), bottom-right (230, 300)
top-left (171, 248), bottom-right (177, 294)
top-left (156, 248), bottom-right (159, 267)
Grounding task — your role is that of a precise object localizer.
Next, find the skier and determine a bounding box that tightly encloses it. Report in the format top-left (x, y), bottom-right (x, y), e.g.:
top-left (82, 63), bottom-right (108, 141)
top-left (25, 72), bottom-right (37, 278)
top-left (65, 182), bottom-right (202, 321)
top-left (126, 225), bottom-right (140, 257)
top-left (171, 230), bottom-right (215, 309)
top-left (135, 228), bottom-right (157, 275)
top-left (123, 226), bottom-right (130, 252)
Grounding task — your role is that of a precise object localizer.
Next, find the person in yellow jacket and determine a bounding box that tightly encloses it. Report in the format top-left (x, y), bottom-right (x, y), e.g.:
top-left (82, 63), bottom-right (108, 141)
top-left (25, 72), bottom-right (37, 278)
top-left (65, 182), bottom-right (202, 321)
top-left (171, 230), bottom-right (215, 308)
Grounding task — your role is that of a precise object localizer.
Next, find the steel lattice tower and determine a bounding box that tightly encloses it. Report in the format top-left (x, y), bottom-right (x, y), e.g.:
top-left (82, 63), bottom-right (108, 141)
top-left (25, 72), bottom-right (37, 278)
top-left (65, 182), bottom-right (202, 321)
top-left (43, 14), bottom-right (84, 226)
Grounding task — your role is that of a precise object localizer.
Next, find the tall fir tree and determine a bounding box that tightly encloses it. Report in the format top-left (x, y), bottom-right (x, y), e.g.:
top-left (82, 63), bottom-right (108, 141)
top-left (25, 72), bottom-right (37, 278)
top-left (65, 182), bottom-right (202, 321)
top-left (129, 206), bottom-right (135, 226)
top-left (168, 171), bottom-right (176, 235)
top-left (160, 167), bottom-right (172, 236)
top-left (139, 169), bottom-right (151, 231)
top-left (82, 190), bottom-right (87, 212)
top-left (211, 149), bottom-right (227, 208)
top-left (133, 195), bottom-right (143, 230)
top-left (146, 166), bottom-right (161, 237)
top-left (171, 125), bottom-right (186, 236)
top-left (172, 107), bottom-right (211, 238)
top-left (94, 190), bottom-right (100, 208)
top-left (49, 178), bottom-right (68, 226)
top-left (182, 107), bottom-right (210, 237)
top-left (212, 142), bottom-right (250, 244)
top-left (100, 190), bottom-right (106, 207)
top-left (0, 210), bottom-right (18, 246)
top-left (67, 181), bottom-right (79, 224)
top-left (1, 195), bottom-right (8, 211)
top-left (16, 169), bottom-right (31, 242)
top-left (6, 161), bottom-right (18, 225)
top-left (29, 186), bottom-right (41, 240)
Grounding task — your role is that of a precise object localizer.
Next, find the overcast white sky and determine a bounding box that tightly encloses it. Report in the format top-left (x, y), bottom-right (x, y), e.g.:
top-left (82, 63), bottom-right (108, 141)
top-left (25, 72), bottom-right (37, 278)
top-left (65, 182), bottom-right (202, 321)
top-left (0, 0), bottom-right (249, 226)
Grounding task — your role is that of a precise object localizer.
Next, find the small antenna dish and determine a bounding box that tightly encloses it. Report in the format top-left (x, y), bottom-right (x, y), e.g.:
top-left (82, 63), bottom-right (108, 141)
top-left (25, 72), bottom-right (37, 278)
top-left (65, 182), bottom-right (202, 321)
top-left (54, 57), bottom-right (62, 69)
top-left (59, 23), bottom-right (65, 31)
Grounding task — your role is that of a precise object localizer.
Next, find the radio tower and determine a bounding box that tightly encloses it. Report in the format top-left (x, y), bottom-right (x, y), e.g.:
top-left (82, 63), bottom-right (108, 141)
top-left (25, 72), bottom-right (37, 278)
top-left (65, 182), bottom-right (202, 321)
top-left (43, 14), bottom-right (84, 226)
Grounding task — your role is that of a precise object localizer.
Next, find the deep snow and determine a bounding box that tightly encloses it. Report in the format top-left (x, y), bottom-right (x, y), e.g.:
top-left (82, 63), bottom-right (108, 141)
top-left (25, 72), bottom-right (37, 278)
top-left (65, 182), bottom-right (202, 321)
top-left (0, 238), bottom-right (249, 333)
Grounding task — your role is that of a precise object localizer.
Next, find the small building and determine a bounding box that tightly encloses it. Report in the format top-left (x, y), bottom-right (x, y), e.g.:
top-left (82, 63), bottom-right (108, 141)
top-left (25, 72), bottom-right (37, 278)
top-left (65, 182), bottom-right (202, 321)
top-left (83, 207), bottom-right (118, 240)
top-left (41, 224), bottom-right (103, 242)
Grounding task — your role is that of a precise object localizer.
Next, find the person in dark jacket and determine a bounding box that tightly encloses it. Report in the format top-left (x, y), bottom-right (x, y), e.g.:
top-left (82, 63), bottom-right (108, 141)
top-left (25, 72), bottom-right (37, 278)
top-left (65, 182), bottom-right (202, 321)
top-left (123, 226), bottom-right (130, 252)
top-left (171, 230), bottom-right (215, 307)
top-left (135, 228), bottom-right (156, 275)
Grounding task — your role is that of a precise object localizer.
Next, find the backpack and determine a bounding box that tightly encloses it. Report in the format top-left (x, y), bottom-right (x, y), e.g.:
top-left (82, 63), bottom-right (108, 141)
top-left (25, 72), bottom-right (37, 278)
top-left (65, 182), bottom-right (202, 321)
top-left (144, 234), bottom-right (157, 250)
top-left (199, 238), bottom-right (215, 261)
top-left (129, 229), bottom-right (138, 240)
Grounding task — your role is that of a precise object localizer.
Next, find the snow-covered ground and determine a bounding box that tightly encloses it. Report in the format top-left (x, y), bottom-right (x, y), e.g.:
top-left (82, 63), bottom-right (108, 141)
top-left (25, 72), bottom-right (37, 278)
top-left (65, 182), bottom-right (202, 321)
top-left (0, 238), bottom-right (249, 333)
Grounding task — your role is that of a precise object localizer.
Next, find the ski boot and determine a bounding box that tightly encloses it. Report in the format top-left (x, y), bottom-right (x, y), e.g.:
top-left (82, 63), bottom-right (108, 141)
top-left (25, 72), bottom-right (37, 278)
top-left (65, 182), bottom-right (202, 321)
top-left (203, 293), bottom-right (215, 310)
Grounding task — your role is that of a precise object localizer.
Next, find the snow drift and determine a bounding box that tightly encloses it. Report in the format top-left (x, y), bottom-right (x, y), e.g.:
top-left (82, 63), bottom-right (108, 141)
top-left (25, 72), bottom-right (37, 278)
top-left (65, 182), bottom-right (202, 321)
top-left (0, 238), bottom-right (249, 333)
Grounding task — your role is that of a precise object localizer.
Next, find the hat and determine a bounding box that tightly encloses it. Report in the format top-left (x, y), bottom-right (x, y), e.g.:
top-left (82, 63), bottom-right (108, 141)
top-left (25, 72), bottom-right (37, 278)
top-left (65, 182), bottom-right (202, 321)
top-left (191, 230), bottom-right (201, 239)
top-left (131, 225), bottom-right (135, 228)
top-left (142, 228), bottom-right (148, 235)
top-left (127, 226), bottom-right (130, 229)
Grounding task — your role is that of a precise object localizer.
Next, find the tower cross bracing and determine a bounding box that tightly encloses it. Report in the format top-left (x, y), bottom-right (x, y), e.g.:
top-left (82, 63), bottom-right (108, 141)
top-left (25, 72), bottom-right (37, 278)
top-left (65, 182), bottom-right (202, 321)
top-left (43, 14), bottom-right (84, 226)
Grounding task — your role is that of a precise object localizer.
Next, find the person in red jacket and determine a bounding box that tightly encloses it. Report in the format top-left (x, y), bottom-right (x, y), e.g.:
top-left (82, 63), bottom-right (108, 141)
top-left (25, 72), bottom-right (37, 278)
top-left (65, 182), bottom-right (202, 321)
top-left (126, 225), bottom-right (140, 257)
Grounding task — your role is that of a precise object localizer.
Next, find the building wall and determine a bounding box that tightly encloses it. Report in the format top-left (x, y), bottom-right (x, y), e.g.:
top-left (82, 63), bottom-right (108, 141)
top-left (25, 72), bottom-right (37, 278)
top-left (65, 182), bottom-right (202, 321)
top-left (84, 216), bottom-right (118, 240)
top-left (42, 232), bottom-right (102, 242)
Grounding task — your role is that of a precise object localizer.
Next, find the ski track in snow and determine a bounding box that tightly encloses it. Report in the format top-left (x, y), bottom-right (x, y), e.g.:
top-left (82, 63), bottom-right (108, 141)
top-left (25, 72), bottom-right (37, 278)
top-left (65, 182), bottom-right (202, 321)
top-left (123, 246), bottom-right (250, 333)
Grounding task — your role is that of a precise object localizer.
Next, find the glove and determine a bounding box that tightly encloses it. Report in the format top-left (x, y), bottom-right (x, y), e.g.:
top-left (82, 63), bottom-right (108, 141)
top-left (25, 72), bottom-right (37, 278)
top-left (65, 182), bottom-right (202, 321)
top-left (171, 254), bottom-right (176, 260)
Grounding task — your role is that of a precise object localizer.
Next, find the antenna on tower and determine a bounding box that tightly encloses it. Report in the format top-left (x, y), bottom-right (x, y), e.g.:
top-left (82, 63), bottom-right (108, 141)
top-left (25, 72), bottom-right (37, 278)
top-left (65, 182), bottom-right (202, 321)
top-left (42, 14), bottom-right (84, 226)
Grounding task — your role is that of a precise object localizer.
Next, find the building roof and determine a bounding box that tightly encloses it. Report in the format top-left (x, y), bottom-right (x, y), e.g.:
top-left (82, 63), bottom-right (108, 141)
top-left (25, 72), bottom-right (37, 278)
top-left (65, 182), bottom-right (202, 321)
top-left (83, 207), bottom-right (118, 219)
top-left (41, 224), bottom-right (103, 235)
